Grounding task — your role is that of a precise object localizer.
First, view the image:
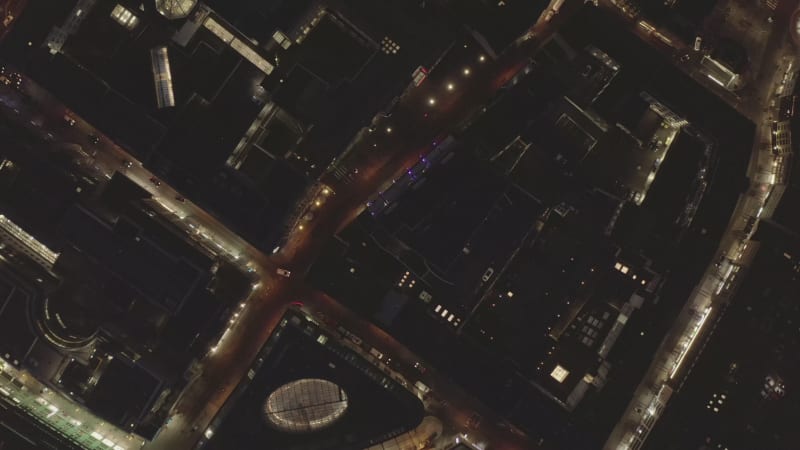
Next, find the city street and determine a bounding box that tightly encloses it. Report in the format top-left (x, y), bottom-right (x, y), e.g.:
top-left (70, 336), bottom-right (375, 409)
top-left (0, 1), bottom-right (580, 449)
top-left (600, 0), bottom-right (798, 449)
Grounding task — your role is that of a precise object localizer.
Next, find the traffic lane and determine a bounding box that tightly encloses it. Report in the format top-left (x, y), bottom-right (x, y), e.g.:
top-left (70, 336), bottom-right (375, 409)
top-left (16, 80), bottom-right (259, 263)
top-left (11, 13), bottom-right (565, 450)
top-left (306, 293), bottom-right (494, 444)
top-left (604, 52), bottom-right (792, 450)
top-left (320, 19), bottom-right (560, 189)
top-left (147, 278), bottom-right (299, 449)
top-left (596, 0), bottom-right (755, 116)
top-left (303, 57), bottom-right (539, 252)
top-left (3, 83), bottom-right (255, 265)
top-left (4, 63), bottom-right (472, 450)
top-left (303, 291), bottom-right (536, 449)
top-left (605, 187), bottom-right (766, 448)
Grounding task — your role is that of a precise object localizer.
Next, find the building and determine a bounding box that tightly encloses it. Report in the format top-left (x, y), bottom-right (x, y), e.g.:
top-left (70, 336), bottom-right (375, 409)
top-left (645, 223), bottom-right (800, 450)
top-left (0, 125), bottom-right (249, 439)
top-left (307, 8), bottom-right (753, 448)
top-left (201, 308), bottom-right (425, 450)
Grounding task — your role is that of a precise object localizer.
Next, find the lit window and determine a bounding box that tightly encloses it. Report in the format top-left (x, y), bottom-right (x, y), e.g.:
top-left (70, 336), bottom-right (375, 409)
top-left (381, 36), bottom-right (400, 55)
top-left (550, 365), bottom-right (569, 383)
top-left (110, 4), bottom-right (139, 30)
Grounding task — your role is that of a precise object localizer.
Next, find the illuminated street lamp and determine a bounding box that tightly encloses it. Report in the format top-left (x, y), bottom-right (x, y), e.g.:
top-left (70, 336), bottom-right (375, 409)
top-left (428, 97), bottom-right (436, 106)
top-left (463, 67), bottom-right (471, 76)
top-left (447, 82), bottom-right (455, 91)
top-left (479, 55), bottom-right (486, 62)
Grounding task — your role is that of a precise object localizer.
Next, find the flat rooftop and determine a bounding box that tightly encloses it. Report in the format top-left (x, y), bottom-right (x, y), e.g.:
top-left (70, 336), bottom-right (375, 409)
top-left (646, 237), bottom-right (800, 449)
top-left (205, 309), bottom-right (424, 450)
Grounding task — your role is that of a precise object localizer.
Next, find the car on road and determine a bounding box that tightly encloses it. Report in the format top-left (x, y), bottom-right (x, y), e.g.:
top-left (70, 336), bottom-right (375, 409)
top-left (276, 268), bottom-right (291, 278)
top-left (122, 159), bottom-right (133, 169)
top-left (175, 195), bottom-right (186, 203)
top-left (413, 361), bottom-right (427, 374)
top-left (63, 115), bottom-right (76, 126)
top-left (481, 267), bottom-right (495, 282)
top-left (88, 134), bottom-right (100, 145)
top-left (149, 177), bottom-right (162, 187)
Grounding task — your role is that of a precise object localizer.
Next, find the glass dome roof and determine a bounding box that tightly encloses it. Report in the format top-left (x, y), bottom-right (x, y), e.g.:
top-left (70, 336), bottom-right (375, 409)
top-left (264, 379), bottom-right (349, 433)
top-left (155, 0), bottom-right (197, 20)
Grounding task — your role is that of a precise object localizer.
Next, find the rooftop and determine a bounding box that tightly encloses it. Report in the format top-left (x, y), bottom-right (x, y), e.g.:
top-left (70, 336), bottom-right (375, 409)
top-left (204, 309), bottom-right (424, 450)
top-left (646, 232), bottom-right (800, 449)
top-left (263, 378), bottom-right (349, 433)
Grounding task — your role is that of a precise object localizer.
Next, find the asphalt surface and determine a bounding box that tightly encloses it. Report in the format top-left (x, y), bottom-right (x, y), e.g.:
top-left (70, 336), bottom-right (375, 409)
top-left (599, 0), bottom-right (799, 448)
top-left (4, 1), bottom-right (790, 448)
top-left (0, 1), bottom-right (579, 449)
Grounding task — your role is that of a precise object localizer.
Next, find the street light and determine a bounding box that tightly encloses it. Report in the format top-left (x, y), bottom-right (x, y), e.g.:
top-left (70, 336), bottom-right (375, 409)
top-left (386, 126), bottom-right (392, 133)
top-left (428, 97), bottom-right (436, 106)
top-left (446, 82), bottom-right (455, 91)
top-left (463, 67), bottom-right (471, 76)
top-left (479, 55), bottom-right (486, 62)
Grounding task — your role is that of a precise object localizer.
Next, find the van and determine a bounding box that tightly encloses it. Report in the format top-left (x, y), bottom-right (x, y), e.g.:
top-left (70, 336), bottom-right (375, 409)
top-left (369, 348), bottom-right (384, 360)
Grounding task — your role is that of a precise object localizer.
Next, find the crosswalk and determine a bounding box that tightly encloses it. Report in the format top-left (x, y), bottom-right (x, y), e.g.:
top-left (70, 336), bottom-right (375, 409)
top-left (330, 164), bottom-right (356, 184)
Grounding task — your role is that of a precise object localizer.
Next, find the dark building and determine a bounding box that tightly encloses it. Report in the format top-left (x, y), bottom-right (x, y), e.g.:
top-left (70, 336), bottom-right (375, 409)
top-left (306, 7), bottom-right (754, 448)
top-left (635, 0), bottom-right (719, 44)
top-left (202, 308), bottom-right (425, 450)
top-left (0, 122), bottom-right (248, 438)
top-left (0, 0), bottom-right (481, 252)
top-left (645, 222), bottom-right (800, 450)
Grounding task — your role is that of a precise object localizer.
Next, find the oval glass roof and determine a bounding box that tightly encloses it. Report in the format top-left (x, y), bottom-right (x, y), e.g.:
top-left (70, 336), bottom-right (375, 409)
top-left (155, 0), bottom-right (197, 20)
top-left (264, 379), bottom-right (349, 433)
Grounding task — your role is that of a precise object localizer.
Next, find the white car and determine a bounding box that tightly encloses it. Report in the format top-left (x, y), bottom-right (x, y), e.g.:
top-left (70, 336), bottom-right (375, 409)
top-left (276, 268), bottom-right (291, 278)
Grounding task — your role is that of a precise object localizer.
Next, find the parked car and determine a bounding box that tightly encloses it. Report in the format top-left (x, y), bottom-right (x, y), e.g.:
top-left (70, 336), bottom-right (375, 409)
top-left (276, 268), bottom-right (292, 278)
